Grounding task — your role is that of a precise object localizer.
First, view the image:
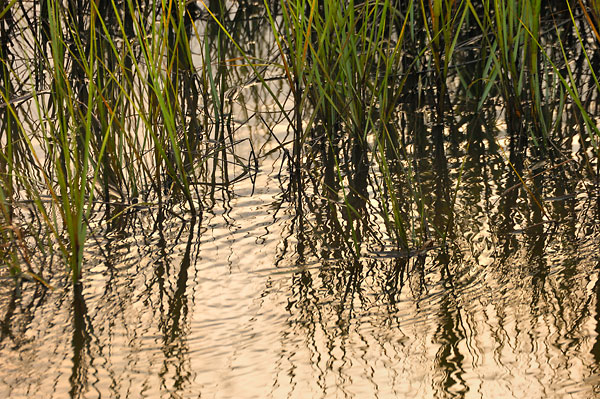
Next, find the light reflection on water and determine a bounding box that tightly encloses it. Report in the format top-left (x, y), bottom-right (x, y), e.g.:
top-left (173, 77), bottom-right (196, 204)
top-left (0, 146), bottom-right (599, 399)
top-left (1, 2), bottom-right (600, 396)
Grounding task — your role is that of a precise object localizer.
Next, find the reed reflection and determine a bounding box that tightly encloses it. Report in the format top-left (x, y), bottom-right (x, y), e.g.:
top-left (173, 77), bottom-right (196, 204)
top-left (268, 75), bottom-right (600, 395)
top-left (1, 1), bottom-right (600, 398)
top-left (69, 283), bottom-right (94, 399)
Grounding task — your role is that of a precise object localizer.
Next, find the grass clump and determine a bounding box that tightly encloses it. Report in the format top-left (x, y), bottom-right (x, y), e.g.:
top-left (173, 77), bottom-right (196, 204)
top-left (258, 0), bottom-right (599, 253)
top-left (0, 0), bottom-right (247, 283)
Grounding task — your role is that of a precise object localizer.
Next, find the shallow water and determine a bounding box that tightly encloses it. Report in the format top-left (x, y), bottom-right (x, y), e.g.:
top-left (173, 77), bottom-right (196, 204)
top-left (2, 1), bottom-right (600, 398)
top-left (1, 136), bottom-right (599, 398)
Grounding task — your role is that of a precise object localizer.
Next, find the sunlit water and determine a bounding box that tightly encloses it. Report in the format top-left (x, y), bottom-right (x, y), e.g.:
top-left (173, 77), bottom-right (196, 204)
top-left (2, 2), bottom-right (600, 397)
top-left (1, 140), bottom-right (599, 398)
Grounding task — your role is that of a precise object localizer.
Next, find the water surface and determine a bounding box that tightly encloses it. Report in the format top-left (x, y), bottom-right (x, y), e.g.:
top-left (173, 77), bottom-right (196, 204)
top-left (1, 1), bottom-right (600, 398)
top-left (1, 135), bottom-right (599, 398)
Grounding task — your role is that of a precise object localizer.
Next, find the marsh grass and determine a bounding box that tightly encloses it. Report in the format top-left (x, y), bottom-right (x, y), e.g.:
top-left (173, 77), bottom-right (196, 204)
top-left (0, 0), bottom-right (262, 283)
top-left (258, 0), bottom-right (599, 254)
top-left (0, 0), bottom-right (599, 285)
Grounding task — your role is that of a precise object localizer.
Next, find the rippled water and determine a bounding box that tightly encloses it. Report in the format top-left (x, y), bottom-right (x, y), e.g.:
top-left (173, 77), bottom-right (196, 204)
top-left (1, 134), bottom-right (599, 398)
top-left (2, 1), bottom-right (600, 397)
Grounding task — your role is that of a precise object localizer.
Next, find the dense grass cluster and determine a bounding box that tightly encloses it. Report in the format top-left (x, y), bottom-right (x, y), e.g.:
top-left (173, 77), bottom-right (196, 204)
top-left (261, 0), bottom-right (599, 257)
top-left (0, 0), bottom-right (598, 284)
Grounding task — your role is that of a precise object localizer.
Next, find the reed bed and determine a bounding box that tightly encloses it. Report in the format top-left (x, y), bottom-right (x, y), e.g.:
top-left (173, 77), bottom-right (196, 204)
top-left (0, 0), bottom-right (258, 283)
top-left (258, 0), bottom-right (600, 253)
top-left (0, 0), bottom-right (599, 284)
